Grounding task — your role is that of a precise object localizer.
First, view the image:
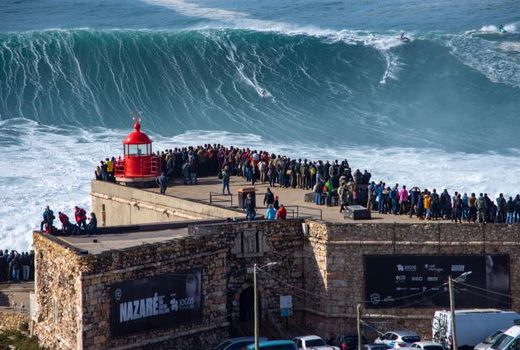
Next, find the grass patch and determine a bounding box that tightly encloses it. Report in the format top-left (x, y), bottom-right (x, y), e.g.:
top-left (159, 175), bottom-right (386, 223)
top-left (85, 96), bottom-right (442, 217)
top-left (0, 330), bottom-right (43, 350)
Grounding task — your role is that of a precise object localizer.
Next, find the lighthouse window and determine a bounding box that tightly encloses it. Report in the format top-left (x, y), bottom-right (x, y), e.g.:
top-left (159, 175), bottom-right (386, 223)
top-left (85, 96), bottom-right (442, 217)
top-left (127, 144), bottom-right (149, 156)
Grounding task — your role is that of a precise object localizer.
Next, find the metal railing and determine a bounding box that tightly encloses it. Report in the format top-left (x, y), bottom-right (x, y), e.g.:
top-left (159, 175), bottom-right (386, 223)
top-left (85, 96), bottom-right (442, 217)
top-left (114, 161), bottom-right (125, 177)
top-left (209, 192), bottom-right (233, 206)
top-left (284, 205), bottom-right (323, 220)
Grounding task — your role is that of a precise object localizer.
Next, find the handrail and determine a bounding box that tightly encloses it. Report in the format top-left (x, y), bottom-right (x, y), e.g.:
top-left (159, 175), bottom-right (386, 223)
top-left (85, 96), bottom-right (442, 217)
top-left (209, 192), bottom-right (233, 206)
top-left (283, 205), bottom-right (322, 220)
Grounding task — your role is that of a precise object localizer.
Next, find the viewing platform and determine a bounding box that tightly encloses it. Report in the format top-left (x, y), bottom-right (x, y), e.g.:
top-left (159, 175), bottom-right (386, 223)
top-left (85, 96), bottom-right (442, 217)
top-left (144, 176), bottom-right (437, 224)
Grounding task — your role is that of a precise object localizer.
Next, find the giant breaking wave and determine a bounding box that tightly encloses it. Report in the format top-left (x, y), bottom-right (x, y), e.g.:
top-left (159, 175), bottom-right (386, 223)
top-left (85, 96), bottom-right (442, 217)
top-left (1, 28), bottom-right (520, 152)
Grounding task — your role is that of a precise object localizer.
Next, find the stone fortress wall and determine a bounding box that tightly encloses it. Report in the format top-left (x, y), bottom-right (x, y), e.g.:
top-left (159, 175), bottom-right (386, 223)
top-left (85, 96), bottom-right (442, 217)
top-left (33, 218), bottom-right (520, 349)
top-left (304, 222), bottom-right (520, 337)
top-left (33, 220), bottom-right (305, 349)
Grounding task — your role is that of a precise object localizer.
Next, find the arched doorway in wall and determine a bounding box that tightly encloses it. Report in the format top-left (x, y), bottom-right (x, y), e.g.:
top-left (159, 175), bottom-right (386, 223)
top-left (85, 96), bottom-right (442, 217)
top-left (239, 286), bottom-right (255, 323)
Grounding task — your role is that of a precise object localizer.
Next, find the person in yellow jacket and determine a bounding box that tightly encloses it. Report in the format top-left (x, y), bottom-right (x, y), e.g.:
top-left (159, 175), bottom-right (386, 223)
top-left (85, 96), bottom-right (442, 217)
top-left (423, 191), bottom-right (432, 220)
top-left (105, 158), bottom-right (114, 181)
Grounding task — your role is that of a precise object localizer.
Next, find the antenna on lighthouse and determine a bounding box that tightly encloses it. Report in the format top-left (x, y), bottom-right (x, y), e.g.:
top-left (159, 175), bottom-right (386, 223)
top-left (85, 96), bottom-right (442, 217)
top-left (131, 111), bottom-right (142, 123)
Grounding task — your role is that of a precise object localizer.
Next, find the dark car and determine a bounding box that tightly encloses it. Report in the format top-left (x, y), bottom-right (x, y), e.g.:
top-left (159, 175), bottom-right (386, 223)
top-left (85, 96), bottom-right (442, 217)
top-left (330, 335), bottom-right (368, 350)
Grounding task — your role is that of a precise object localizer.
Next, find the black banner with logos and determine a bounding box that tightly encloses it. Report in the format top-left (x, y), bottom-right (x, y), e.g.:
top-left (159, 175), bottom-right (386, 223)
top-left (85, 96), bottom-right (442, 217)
top-left (110, 270), bottom-right (203, 336)
top-left (364, 255), bottom-right (510, 308)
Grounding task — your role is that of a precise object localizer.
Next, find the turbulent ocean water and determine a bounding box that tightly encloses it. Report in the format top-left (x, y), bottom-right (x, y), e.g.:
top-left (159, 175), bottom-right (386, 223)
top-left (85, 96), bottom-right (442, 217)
top-left (1, 0), bottom-right (519, 250)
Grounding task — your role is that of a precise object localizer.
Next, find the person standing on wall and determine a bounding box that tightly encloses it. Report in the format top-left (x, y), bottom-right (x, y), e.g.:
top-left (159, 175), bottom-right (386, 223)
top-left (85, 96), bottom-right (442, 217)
top-left (263, 188), bottom-right (274, 207)
top-left (40, 206), bottom-right (55, 233)
top-left (156, 172), bottom-right (168, 194)
top-left (245, 193), bottom-right (256, 220)
top-left (221, 165), bottom-right (231, 195)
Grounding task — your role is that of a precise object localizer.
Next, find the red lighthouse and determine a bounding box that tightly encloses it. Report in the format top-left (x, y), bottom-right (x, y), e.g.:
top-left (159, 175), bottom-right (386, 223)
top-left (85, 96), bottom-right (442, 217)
top-left (115, 118), bottom-right (160, 186)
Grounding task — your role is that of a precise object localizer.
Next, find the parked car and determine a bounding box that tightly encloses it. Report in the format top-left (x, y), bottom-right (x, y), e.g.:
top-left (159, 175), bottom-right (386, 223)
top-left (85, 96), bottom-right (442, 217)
top-left (474, 330), bottom-right (505, 350)
top-left (364, 344), bottom-right (392, 350)
top-left (408, 341), bottom-right (445, 350)
top-left (294, 335), bottom-right (339, 350)
top-left (374, 331), bottom-right (421, 349)
top-left (246, 340), bottom-right (298, 350)
top-left (489, 325), bottom-right (520, 350)
top-left (329, 334), bottom-right (368, 350)
top-left (213, 337), bottom-right (268, 350)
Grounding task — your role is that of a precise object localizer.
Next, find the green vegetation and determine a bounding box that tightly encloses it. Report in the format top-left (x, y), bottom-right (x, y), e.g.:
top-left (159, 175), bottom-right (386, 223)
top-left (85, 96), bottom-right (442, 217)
top-left (0, 331), bottom-right (43, 350)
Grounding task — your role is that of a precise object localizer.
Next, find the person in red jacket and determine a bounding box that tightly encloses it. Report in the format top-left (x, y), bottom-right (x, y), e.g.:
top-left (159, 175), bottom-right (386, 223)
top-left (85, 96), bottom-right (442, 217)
top-left (59, 211), bottom-right (78, 235)
top-left (276, 204), bottom-right (287, 220)
top-left (74, 206), bottom-right (87, 230)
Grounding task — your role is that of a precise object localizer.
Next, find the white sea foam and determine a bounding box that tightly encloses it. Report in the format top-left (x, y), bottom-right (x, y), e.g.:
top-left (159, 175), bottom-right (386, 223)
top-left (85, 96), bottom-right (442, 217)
top-left (476, 22), bottom-right (518, 34)
top-left (446, 33), bottom-right (520, 87)
top-left (3, 124), bottom-right (520, 252)
top-left (142, 0), bottom-right (406, 83)
top-left (499, 41), bottom-right (520, 53)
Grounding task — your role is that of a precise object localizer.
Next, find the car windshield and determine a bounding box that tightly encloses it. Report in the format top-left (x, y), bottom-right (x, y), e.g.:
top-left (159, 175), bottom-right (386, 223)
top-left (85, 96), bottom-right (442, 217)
top-left (402, 337), bottom-right (421, 343)
top-left (485, 332), bottom-right (504, 344)
top-left (306, 339), bottom-right (327, 347)
top-left (491, 334), bottom-right (514, 350)
top-left (424, 346), bottom-right (444, 350)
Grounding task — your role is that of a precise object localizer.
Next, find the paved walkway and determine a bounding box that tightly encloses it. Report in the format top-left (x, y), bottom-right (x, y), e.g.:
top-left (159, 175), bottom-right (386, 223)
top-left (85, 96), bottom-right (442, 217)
top-left (0, 281), bottom-right (33, 313)
top-left (61, 227), bottom-right (190, 254)
top-left (148, 176), bottom-right (430, 224)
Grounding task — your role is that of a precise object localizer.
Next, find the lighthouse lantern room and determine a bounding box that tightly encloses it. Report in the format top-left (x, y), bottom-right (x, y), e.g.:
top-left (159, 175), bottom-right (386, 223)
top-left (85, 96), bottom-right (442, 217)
top-left (115, 118), bottom-right (160, 185)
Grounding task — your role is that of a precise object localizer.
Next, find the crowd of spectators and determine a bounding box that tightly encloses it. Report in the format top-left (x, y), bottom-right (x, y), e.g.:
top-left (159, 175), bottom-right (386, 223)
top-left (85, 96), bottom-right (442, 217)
top-left (96, 143), bottom-right (520, 224)
top-left (0, 250), bottom-right (34, 283)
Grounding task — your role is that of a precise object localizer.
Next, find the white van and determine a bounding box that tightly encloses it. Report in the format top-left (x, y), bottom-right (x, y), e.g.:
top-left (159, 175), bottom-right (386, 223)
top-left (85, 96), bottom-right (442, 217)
top-left (432, 310), bottom-right (520, 349)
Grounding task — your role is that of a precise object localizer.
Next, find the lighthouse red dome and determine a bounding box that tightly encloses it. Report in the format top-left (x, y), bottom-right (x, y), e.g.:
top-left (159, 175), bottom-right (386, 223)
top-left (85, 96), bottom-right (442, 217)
top-left (114, 118), bottom-right (160, 182)
top-left (123, 121), bottom-right (152, 144)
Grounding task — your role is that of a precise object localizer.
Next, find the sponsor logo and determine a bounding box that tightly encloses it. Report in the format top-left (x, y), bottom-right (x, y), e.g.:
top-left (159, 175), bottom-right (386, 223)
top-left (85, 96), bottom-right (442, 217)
top-left (396, 264), bottom-right (417, 272)
top-left (425, 264), bottom-right (444, 273)
top-left (411, 276), bottom-right (423, 282)
top-left (395, 275), bottom-right (406, 282)
top-left (370, 293), bottom-right (381, 305)
top-left (427, 276), bottom-right (439, 282)
top-left (451, 264), bottom-right (465, 272)
top-left (118, 293), bottom-right (196, 323)
top-left (114, 288), bottom-right (122, 301)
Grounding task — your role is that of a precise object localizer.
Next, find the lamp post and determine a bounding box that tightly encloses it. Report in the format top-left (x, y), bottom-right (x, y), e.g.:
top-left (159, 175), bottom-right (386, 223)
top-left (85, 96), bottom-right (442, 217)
top-left (254, 262), bottom-right (278, 350)
top-left (449, 271), bottom-right (472, 350)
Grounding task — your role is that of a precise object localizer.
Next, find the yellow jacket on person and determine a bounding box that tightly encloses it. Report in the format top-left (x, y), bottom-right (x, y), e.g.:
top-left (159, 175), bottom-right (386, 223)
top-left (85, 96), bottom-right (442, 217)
top-left (423, 195), bottom-right (431, 209)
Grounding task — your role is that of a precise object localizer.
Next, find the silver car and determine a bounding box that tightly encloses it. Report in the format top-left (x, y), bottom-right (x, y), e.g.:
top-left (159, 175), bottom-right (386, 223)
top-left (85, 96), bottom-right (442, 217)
top-left (374, 331), bottom-right (421, 349)
top-left (408, 341), bottom-right (445, 350)
top-left (474, 330), bottom-right (504, 350)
